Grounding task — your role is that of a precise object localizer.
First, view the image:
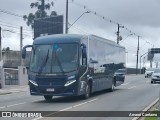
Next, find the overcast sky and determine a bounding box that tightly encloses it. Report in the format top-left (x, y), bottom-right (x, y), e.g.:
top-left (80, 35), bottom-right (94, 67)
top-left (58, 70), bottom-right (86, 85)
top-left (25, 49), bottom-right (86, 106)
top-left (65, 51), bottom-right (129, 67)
top-left (0, 0), bottom-right (160, 68)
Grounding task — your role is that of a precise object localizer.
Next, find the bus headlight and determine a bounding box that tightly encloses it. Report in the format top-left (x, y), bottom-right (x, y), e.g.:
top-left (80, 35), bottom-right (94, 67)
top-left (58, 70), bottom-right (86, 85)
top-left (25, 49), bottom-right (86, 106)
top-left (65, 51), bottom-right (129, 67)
top-left (29, 80), bottom-right (38, 86)
top-left (64, 80), bottom-right (76, 87)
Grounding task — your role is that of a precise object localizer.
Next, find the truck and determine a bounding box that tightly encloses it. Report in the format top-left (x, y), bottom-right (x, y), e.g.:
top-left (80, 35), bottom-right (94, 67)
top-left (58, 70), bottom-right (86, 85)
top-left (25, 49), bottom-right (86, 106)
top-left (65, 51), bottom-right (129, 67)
top-left (22, 34), bottom-right (126, 101)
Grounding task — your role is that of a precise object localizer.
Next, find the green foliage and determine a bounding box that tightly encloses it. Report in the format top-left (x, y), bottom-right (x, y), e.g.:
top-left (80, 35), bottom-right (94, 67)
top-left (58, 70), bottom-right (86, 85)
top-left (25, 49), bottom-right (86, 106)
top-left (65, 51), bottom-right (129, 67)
top-left (2, 47), bottom-right (10, 51)
top-left (23, 0), bottom-right (57, 28)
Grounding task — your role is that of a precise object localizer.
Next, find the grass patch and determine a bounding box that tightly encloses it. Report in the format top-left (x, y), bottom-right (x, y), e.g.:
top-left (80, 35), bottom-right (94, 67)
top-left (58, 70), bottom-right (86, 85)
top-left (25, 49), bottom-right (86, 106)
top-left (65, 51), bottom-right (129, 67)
top-left (144, 108), bottom-right (158, 120)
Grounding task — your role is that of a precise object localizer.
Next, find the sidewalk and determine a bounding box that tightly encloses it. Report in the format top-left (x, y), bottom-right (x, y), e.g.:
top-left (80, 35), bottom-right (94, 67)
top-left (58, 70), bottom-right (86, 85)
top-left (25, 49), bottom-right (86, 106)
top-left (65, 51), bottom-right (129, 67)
top-left (0, 85), bottom-right (29, 95)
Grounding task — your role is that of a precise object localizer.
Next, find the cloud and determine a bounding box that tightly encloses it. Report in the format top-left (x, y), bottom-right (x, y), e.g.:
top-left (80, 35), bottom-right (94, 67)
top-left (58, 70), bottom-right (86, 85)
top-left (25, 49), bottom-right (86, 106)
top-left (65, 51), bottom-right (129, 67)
top-left (0, 0), bottom-right (160, 68)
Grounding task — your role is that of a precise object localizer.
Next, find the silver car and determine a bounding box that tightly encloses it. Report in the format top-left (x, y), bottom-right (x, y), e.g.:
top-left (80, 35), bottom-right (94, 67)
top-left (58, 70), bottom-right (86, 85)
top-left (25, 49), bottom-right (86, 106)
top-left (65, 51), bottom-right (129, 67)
top-left (151, 69), bottom-right (160, 84)
top-left (145, 68), bottom-right (155, 78)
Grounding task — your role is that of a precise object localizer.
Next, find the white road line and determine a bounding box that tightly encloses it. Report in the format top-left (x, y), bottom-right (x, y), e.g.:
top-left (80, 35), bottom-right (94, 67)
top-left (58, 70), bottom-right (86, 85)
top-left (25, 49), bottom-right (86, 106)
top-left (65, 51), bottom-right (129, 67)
top-left (0, 106), bottom-right (6, 109)
top-left (59, 106), bottom-right (73, 111)
top-left (128, 86), bottom-right (136, 89)
top-left (73, 102), bottom-right (88, 108)
top-left (152, 84), bottom-right (159, 86)
top-left (87, 98), bottom-right (97, 103)
top-left (31, 116), bottom-right (43, 120)
top-left (122, 82), bottom-right (129, 86)
top-left (6, 102), bottom-right (26, 108)
top-left (32, 98), bottom-right (98, 120)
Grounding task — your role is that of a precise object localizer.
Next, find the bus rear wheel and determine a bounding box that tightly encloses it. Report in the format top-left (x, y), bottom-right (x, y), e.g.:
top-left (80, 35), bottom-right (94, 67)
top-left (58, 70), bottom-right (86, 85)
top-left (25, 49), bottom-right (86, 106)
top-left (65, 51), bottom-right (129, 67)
top-left (84, 83), bottom-right (91, 99)
top-left (44, 95), bottom-right (52, 101)
top-left (109, 80), bottom-right (115, 92)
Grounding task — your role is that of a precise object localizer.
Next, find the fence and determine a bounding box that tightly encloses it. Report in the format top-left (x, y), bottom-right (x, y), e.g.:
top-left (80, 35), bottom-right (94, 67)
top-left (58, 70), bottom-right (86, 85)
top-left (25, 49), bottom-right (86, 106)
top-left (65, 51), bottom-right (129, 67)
top-left (0, 66), bottom-right (28, 88)
top-left (4, 68), bottom-right (18, 85)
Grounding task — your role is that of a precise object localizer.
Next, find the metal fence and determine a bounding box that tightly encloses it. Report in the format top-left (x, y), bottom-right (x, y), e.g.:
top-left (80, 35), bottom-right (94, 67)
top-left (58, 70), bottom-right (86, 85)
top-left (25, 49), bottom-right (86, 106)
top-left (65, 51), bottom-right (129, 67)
top-left (4, 68), bottom-right (18, 85)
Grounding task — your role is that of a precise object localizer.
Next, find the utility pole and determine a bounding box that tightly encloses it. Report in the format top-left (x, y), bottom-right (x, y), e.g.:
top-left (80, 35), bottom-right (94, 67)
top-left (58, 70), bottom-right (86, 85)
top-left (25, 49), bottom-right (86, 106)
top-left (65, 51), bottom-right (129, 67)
top-left (65, 0), bottom-right (68, 34)
top-left (20, 26), bottom-right (23, 66)
top-left (136, 36), bottom-right (140, 75)
top-left (41, 0), bottom-right (45, 17)
top-left (117, 24), bottom-right (124, 44)
top-left (0, 27), bottom-right (1, 61)
top-left (140, 52), bottom-right (148, 74)
top-left (117, 24), bottom-right (120, 44)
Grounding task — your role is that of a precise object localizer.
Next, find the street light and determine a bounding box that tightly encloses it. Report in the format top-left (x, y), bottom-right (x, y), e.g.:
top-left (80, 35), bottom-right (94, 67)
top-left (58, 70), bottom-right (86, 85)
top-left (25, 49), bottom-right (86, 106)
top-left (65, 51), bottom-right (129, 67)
top-left (68, 11), bottom-right (91, 30)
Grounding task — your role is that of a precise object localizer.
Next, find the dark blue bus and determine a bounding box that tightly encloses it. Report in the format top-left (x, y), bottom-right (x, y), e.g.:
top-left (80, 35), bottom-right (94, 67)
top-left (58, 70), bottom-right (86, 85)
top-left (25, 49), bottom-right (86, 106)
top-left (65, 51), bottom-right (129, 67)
top-left (22, 34), bottom-right (125, 101)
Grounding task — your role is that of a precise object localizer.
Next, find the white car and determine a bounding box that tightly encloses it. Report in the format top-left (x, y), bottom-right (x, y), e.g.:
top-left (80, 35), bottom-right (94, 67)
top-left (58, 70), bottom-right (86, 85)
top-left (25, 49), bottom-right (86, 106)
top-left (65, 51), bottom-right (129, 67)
top-left (151, 69), bottom-right (160, 84)
top-left (145, 68), bottom-right (155, 78)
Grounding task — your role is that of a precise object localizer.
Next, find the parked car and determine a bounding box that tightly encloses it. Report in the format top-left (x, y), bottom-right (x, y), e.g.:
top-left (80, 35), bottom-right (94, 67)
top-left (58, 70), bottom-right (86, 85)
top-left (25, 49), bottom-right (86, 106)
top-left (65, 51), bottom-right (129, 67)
top-left (145, 68), bottom-right (155, 78)
top-left (151, 69), bottom-right (160, 84)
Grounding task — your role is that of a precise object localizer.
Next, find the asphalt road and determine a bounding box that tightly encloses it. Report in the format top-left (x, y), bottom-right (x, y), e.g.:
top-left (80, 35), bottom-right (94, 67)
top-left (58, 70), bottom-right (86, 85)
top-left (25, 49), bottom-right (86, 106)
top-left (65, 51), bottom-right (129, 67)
top-left (0, 75), bottom-right (159, 120)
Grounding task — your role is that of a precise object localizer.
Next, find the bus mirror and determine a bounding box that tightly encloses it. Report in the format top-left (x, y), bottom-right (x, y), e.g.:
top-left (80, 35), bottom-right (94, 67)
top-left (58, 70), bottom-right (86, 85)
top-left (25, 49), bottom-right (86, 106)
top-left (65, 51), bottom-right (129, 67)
top-left (22, 48), bottom-right (26, 59)
top-left (22, 45), bottom-right (33, 59)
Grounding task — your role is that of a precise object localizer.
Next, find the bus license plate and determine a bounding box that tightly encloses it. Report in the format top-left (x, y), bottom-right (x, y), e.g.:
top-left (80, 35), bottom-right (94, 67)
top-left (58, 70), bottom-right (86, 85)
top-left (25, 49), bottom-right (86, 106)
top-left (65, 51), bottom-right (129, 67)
top-left (46, 88), bottom-right (54, 92)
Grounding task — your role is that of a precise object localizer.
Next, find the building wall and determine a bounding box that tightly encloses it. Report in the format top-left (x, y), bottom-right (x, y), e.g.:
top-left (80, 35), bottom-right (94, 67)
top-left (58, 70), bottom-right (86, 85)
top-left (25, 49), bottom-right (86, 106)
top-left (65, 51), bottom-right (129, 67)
top-left (2, 51), bottom-right (31, 68)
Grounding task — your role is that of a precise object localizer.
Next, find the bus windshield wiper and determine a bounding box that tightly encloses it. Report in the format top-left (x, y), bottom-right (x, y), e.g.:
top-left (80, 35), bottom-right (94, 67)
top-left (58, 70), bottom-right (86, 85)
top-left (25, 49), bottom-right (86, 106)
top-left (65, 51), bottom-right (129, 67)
top-left (38, 49), bottom-right (49, 74)
top-left (55, 52), bottom-right (65, 74)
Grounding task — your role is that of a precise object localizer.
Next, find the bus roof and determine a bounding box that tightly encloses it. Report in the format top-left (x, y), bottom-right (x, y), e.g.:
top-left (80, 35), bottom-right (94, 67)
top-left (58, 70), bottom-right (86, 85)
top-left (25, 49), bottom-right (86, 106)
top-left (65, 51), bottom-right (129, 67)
top-left (33, 34), bottom-right (84, 45)
top-left (33, 34), bottom-right (125, 50)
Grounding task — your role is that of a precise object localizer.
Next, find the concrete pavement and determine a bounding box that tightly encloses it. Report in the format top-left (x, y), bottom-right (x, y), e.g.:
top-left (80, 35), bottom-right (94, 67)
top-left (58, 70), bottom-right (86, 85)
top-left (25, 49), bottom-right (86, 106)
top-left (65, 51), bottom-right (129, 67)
top-left (0, 85), bottom-right (29, 95)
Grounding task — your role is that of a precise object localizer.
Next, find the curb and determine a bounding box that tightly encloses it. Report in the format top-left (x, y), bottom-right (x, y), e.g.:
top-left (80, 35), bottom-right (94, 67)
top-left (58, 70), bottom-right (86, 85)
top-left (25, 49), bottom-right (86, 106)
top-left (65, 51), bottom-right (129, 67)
top-left (132, 98), bottom-right (159, 120)
top-left (0, 87), bottom-right (29, 95)
top-left (0, 92), bottom-right (12, 95)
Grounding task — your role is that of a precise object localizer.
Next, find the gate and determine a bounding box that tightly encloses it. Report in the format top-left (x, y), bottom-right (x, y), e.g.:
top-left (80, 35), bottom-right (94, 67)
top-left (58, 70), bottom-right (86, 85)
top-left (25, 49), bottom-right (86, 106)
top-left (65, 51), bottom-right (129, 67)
top-left (4, 68), bottom-right (18, 85)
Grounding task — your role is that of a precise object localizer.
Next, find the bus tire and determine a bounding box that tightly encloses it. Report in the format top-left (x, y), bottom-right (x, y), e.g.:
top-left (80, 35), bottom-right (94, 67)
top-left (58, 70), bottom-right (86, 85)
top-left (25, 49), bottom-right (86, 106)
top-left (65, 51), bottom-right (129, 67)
top-left (44, 95), bottom-right (52, 101)
top-left (84, 82), bottom-right (91, 99)
top-left (109, 80), bottom-right (115, 92)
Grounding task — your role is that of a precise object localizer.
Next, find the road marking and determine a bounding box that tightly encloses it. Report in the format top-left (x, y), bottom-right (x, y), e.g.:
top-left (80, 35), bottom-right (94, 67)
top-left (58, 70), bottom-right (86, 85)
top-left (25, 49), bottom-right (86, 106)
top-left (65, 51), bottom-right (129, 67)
top-left (31, 116), bottom-right (43, 120)
top-left (0, 102), bottom-right (27, 109)
top-left (128, 86), bottom-right (136, 89)
top-left (73, 102), bottom-right (88, 108)
top-left (132, 98), bottom-right (159, 120)
top-left (0, 106), bottom-right (6, 109)
top-left (7, 102), bottom-right (26, 107)
top-left (32, 98), bottom-right (98, 120)
top-left (87, 98), bottom-right (97, 103)
top-left (122, 82), bottom-right (129, 86)
top-left (146, 81), bottom-right (150, 83)
top-left (152, 84), bottom-right (159, 86)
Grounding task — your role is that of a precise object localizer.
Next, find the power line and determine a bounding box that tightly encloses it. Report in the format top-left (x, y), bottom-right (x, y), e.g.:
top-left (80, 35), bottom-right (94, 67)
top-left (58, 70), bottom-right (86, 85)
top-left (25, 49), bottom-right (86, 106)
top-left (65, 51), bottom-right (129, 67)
top-left (71, 1), bottom-right (141, 38)
top-left (2, 28), bottom-right (32, 37)
top-left (0, 9), bottom-right (23, 17)
top-left (0, 20), bottom-right (32, 31)
top-left (0, 23), bottom-right (33, 32)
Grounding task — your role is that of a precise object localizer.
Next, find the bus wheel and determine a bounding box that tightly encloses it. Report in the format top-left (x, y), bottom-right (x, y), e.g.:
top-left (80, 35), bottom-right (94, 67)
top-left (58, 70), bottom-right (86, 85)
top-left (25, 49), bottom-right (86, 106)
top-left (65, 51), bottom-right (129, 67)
top-left (84, 83), bottom-right (91, 99)
top-left (109, 80), bottom-right (115, 92)
top-left (44, 95), bottom-right (52, 101)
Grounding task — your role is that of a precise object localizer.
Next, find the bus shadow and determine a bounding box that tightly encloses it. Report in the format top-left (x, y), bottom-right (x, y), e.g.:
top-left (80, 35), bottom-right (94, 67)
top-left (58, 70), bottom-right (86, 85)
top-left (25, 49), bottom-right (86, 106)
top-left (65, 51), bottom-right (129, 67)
top-left (34, 88), bottom-right (122, 103)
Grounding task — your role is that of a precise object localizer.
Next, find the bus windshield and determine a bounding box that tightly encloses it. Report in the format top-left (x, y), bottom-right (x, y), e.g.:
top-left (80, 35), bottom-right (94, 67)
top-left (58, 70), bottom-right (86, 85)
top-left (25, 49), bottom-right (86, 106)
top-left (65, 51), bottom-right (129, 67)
top-left (30, 43), bottom-right (78, 74)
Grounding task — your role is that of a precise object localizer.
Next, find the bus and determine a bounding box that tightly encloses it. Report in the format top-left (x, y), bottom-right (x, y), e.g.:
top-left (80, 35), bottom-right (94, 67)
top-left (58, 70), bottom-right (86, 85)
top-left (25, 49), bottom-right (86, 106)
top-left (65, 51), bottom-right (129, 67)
top-left (22, 34), bottom-right (125, 101)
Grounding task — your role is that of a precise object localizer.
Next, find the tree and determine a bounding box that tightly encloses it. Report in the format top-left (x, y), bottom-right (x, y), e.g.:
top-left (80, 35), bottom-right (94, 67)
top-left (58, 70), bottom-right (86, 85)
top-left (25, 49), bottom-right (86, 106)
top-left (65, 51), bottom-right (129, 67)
top-left (23, 0), bottom-right (57, 28)
top-left (2, 47), bottom-right (10, 51)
